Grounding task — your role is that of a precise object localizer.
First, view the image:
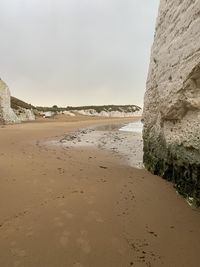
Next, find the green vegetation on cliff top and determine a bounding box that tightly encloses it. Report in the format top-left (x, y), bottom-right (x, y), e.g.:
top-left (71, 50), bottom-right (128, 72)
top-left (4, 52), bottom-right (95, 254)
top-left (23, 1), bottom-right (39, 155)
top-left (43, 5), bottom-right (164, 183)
top-left (11, 96), bottom-right (141, 113)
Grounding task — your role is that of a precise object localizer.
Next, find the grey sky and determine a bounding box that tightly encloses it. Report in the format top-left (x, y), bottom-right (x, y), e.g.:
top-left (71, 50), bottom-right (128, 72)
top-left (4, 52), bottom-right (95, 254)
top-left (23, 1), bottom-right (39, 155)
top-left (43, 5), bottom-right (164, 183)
top-left (0, 0), bottom-right (159, 107)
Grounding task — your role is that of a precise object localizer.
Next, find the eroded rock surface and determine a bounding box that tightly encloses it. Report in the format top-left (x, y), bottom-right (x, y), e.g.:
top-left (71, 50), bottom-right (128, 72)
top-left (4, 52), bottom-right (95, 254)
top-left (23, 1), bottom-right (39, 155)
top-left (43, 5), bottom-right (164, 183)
top-left (14, 107), bottom-right (35, 122)
top-left (143, 0), bottom-right (200, 205)
top-left (0, 79), bottom-right (20, 124)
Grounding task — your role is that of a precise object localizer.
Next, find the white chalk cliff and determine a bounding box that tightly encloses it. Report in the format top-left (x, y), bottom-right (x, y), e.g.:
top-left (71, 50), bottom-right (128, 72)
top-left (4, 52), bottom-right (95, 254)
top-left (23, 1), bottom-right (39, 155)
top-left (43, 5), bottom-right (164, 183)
top-left (74, 109), bottom-right (142, 117)
top-left (0, 79), bottom-right (20, 124)
top-left (143, 0), bottom-right (200, 205)
top-left (0, 79), bottom-right (36, 124)
top-left (14, 107), bottom-right (35, 122)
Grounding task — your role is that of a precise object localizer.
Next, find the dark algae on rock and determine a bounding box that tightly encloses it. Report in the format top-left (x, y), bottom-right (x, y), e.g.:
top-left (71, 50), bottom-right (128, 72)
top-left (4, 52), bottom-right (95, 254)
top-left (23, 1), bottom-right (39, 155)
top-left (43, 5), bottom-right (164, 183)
top-left (143, 131), bottom-right (200, 206)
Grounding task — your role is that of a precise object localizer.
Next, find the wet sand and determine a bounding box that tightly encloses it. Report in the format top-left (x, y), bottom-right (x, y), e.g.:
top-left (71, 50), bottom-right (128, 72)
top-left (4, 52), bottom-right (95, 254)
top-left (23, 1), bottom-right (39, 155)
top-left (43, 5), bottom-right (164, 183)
top-left (47, 122), bottom-right (143, 168)
top-left (0, 116), bottom-right (200, 267)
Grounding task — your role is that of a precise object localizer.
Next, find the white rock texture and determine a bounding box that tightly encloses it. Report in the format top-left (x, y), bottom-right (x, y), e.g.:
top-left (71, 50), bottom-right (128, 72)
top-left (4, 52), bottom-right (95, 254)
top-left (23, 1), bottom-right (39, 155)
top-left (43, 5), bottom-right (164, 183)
top-left (75, 109), bottom-right (142, 117)
top-left (143, 0), bottom-right (200, 205)
top-left (0, 79), bottom-right (20, 124)
top-left (14, 108), bottom-right (35, 122)
top-left (62, 111), bottom-right (76, 116)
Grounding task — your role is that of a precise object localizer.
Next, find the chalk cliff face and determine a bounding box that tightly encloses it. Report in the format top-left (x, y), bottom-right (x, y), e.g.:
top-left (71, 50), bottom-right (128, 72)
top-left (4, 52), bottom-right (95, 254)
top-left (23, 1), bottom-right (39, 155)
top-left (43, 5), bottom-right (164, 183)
top-left (0, 79), bottom-right (20, 124)
top-left (143, 0), bottom-right (200, 205)
top-left (14, 108), bottom-right (35, 122)
top-left (74, 108), bottom-right (142, 117)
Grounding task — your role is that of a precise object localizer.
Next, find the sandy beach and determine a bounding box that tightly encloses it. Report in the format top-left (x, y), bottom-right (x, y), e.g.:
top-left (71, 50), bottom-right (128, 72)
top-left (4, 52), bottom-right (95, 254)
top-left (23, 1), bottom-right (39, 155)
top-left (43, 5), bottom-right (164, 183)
top-left (0, 116), bottom-right (200, 267)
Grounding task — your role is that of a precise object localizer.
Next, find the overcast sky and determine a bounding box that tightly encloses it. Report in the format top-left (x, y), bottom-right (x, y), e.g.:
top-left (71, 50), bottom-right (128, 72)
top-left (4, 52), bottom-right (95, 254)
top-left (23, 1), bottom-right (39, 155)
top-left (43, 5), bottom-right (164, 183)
top-left (0, 0), bottom-right (159, 107)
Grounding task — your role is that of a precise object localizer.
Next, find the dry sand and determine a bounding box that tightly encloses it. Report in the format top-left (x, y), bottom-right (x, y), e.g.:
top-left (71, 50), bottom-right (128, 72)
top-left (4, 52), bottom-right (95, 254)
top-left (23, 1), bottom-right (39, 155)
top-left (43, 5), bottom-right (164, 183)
top-left (0, 116), bottom-right (200, 267)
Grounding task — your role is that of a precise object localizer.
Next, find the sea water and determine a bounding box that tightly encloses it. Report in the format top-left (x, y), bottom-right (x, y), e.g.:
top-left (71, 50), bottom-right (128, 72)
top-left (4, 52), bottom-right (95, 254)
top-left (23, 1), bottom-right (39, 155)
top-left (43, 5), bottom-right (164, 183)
top-left (119, 121), bottom-right (143, 133)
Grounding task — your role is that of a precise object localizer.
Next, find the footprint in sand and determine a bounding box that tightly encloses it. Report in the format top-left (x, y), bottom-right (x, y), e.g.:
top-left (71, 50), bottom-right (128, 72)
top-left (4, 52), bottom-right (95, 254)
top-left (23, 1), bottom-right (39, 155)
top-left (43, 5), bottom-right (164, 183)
top-left (46, 188), bottom-right (53, 193)
top-left (61, 210), bottom-right (74, 219)
top-left (26, 230), bottom-right (34, 237)
top-left (13, 260), bottom-right (21, 267)
top-left (73, 263), bottom-right (84, 267)
top-left (76, 231), bottom-right (91, 254)
top-left (57, 168), bottom-right (65, 174)
top-left (54, 217), bottom-right (64, 227)
top-left (57, 199), bottom-right (65, 207)
top-left (85, 196), bottom-right (95, 205)
top-left (59, 231), bottom-right (70, 247)
top-left (111, 237), bottom-right (126, 255)
top-left (86, 211), bottom-right (104, 223)
top-left (10, 242), bottom-right (26, 258)
top-left (10, 248), bottom-right (26, 258)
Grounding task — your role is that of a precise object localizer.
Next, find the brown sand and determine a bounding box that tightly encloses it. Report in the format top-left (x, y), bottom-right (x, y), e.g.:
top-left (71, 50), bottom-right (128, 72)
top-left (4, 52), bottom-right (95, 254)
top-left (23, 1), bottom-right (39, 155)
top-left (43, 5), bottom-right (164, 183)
top-left (0, 116), bottom-right (200, 267)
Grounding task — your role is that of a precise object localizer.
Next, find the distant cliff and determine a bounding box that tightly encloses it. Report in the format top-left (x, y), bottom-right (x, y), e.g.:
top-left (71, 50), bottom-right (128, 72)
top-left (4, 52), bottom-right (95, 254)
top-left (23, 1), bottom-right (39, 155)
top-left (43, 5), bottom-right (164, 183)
top-left (143, 0), bottom-right (200, 205)
top-left (68, 105), bottom-right (142, 117)
top-left (37, 105), bottom-right (142, 118)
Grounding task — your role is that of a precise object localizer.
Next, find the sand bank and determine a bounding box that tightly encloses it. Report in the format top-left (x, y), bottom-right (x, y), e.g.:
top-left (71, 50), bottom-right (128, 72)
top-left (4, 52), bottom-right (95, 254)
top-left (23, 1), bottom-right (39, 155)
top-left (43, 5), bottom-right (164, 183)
top-left (0, 116), bottom-right (200, 267)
